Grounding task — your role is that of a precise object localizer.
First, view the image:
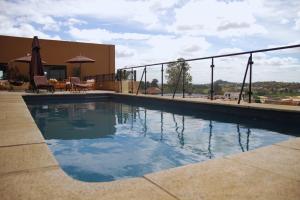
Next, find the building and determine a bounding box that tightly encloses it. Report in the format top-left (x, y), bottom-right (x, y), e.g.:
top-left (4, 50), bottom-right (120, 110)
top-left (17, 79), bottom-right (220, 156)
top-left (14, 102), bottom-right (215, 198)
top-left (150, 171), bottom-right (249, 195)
top-left (0, 35), bottom-right (115, 90)
top-left (224, 92), bottom-right (243, 100)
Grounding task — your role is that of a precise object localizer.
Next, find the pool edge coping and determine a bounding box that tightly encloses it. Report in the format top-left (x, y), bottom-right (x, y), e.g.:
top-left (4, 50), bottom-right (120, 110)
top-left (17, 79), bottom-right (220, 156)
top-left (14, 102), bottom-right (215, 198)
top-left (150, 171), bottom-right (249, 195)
top-left (1, 92), bottom-right (299, 200)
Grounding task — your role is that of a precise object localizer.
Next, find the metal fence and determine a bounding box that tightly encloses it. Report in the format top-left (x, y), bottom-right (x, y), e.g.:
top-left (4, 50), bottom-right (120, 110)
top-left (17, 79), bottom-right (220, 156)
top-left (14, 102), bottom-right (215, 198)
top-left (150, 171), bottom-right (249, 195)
top-left (118, 44), bottom-right (300, 104)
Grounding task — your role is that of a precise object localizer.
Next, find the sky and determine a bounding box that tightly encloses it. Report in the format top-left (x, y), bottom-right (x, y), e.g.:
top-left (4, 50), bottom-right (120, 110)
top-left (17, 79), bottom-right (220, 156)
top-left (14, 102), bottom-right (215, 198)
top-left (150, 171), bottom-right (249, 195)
top-left (0, 0), bottom-right (300, 83)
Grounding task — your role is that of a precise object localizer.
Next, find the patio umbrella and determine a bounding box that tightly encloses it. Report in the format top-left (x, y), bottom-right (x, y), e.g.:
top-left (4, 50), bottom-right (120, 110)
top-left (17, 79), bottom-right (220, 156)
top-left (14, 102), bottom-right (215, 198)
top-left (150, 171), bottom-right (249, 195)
top-left (10, 53), bottom-right (46, 82)
top-left (30, 36), bottom-right (45, 87)
top-left (66, 55), bottom-right (95, 79)
top-left (13, 53), bottom-right (46, 64)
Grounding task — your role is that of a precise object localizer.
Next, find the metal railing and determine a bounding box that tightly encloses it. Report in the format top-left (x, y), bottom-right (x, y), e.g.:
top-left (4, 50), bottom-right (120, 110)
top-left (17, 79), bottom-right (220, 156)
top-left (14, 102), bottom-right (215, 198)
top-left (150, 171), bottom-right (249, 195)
top-left (117, 44), bottom-right (300, 104)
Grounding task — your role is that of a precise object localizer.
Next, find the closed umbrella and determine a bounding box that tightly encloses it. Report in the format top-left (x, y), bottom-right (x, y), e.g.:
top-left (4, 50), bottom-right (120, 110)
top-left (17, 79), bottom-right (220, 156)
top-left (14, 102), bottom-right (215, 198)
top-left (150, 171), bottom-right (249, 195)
top-left (30, 36), bottom-right (45, 88)
top-left (66, 55), bottom-right (95, 79)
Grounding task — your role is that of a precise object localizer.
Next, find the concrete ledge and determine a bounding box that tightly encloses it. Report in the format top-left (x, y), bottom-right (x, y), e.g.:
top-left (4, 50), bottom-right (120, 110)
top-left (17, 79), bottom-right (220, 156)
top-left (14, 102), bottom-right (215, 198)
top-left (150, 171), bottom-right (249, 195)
top-left (275, 138), bottom-right (300, 150)
top-left (145, 156), bottom-right (300, 200)
top-left (113, 93), bottom-right (300, 123)
top-left (0, 143), bottom-right (58, 175)
top-left (0, 168), bottom-right (177, 200)
top-left (0, 92), bottom-right (299, 200)
top-left (226, 144), bottom-right (300, 181)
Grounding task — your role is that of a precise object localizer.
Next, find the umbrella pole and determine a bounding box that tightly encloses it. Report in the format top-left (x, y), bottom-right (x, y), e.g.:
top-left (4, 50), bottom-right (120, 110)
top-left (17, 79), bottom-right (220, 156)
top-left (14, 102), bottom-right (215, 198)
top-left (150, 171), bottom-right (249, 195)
top-left (80, 63), bottom-right (82, 80)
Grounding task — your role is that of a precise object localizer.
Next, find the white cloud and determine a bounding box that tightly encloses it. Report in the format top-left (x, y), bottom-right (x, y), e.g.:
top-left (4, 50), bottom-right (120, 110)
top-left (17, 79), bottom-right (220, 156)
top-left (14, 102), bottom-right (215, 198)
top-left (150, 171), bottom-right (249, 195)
top-left (250, 0), bottom-right (300, 20)
top-left (116, 45), bottom-right (137, 58)
top-left (168, 0), bottom-right (268, 37)
top-left (0, 14), bottom-right (60, 40)
top-left (217, 48), bottom-right (243, 55)
top-left (266, 41), bottom-right (300, 55)
top-left (247, 0), bottom-right (300, 43)
top-left (67, 25), bottom-right (211, 67)
top-left (0, 0), bottom-right (299, 82)
top-left (214, 50), bottom-right (298, 69)
top-left (145, 35), bottom-right (210, 58)
top-left (121, 35), bottom-right (210, 68)
top-left (258, 56), bottom-right (298, 68)
top-left (40, 16), bottom-right (60, 32)
top-left (65, 18), bottom-right (87, 27)
top-left (294, 12), bottom-right (300, 30)
top-left (188, 48), bottom-right (300, 83)
top-left (0, 0), bottom-right (179, 31)
top-left (69, 27), bottom-right (150, 43)
top-left (280, 18), bottom-right (289, 25)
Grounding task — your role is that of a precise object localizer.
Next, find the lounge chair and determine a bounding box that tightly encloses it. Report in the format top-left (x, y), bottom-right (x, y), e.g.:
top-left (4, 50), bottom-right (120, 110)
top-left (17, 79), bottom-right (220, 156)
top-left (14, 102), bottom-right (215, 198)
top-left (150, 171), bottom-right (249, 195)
top-left (33, 76), bottom-right (55, 93)
top-left (8, 80), bottom-right (30, 91)
top-left (70, 77), bottom-right (90, 91)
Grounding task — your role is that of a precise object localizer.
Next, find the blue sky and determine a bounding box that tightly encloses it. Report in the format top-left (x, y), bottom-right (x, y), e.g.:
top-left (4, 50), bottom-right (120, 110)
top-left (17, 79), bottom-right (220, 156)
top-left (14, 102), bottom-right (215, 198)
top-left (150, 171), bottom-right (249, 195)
top-left (0, 0), bottom-right (300, 83)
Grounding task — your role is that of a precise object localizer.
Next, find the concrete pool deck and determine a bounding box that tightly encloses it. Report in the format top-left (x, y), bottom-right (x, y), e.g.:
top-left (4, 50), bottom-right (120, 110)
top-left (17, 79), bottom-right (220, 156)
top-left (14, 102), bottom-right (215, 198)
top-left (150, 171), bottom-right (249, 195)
top-left (0, 91), bottom-right (300, 200)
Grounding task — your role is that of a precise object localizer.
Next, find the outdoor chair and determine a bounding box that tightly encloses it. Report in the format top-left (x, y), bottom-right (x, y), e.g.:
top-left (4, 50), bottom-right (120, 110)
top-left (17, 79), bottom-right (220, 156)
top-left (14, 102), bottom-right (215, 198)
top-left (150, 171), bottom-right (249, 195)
top-left (86, 79), bottom-right (95, 90)
top-left (70, 77), bottom-right (90, 91)
top-left (33, 76), bottom-right (55, 93)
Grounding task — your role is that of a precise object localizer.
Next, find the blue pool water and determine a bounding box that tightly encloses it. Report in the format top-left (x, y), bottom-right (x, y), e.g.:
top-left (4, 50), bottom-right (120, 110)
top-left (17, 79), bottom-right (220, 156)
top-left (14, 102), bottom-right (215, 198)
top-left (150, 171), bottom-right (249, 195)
top-left (27, 97), bottom-right (296, 182)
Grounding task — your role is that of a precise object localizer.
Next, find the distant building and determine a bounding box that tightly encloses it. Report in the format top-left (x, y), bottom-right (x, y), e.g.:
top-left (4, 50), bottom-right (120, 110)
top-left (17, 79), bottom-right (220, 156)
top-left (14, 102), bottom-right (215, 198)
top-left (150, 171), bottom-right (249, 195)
top-left (224, 92), bottom-right (244, 100)
top-left (257, 96), bottom-right (268, 103)
top-left (146, 87), bottom-right (161, 95)
top-left (0, 35), bottom-right (115, 90)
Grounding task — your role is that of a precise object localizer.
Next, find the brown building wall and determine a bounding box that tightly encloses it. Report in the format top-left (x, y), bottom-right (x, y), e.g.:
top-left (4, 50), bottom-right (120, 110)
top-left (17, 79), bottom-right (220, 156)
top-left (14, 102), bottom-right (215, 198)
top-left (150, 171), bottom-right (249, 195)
top-left (0, 35), bottom-right (115, 90)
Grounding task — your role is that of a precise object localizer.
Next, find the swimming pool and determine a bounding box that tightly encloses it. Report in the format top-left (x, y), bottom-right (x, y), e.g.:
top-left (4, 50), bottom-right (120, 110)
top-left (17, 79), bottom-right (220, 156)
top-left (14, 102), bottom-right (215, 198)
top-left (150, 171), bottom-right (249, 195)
top-left (25, 95), bottom-right (298, 182)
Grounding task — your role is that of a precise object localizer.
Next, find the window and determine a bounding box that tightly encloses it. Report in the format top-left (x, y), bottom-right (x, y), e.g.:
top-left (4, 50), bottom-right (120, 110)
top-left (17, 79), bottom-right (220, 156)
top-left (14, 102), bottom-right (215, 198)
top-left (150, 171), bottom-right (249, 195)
top-left (44, 65), bottom-right (66, 81)
top-left (0, 63), bottom-right (8, 80)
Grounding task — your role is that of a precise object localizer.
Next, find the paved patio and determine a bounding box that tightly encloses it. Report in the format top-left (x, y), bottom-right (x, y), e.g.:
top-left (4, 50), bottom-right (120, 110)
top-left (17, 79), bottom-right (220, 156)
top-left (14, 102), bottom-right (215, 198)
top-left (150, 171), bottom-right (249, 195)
top-left (0, 91), bottom-right (299, 200)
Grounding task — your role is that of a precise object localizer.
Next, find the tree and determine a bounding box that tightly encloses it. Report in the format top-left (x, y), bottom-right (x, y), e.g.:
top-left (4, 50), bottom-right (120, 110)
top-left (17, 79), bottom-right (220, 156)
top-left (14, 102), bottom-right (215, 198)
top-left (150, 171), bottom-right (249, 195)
top-left (212, 80), bottom-right (224, 95)
top-left (213, 82), bottom-right (223, 95)
top-left (139, 81), bottom-right (150, 89)
top-left (165, 58), bottom-right (192, 92)
top-left (150, 78), bottom-right (159, 87)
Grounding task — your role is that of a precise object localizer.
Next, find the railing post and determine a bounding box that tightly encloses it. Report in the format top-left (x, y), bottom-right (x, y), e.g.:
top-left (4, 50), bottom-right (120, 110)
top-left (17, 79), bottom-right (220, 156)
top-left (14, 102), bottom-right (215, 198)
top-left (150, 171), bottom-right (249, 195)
top-left (238, 54), bottom-right (251, 104)
top-left (123, 70), bottom-right (126, 79)
top-left (136, 68), bottom-right (145, 95)
top-left (172, 61), bottom-right (184, 99)
top-left (248, 53), bottom-right (253, 103)
top-left (161, 64), bottom-right (164, 96)
top-left (246, 128), bottom-right (251, 151)
top-left (144, 109), bottom-right (147, 136)
top-left (208, 120), bottom-right (213, 159)
top-left (144, 66), bottom-right (147, 94)
top-left (237, 124), bottom-right (245, 152)
top-left (210, 58), bottom-right (214, 100)
top-left (131, 68), bottom-right (134, 94)
top-left (134, 70), bottom-right (136, 81)
top-left (182, 62), bottom-right (185, 98)
top-left (160, 111), bottom-right (163, 141)
top-left (120, 70), bottom-right (123, 93)
top-left (116, 69), bottom-right (119, 93)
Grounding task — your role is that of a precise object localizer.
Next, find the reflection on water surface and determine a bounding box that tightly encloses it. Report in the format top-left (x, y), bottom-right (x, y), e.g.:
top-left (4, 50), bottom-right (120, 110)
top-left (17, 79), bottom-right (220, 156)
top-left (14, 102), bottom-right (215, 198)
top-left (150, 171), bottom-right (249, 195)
top-left (28, 100), bottom-right (294, 182)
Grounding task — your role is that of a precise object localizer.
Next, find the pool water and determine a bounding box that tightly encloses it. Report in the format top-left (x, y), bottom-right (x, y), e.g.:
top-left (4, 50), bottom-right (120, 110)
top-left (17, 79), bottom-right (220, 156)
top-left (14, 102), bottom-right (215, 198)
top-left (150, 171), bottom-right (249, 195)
top-left (27, 98), bottom-right (296, 182)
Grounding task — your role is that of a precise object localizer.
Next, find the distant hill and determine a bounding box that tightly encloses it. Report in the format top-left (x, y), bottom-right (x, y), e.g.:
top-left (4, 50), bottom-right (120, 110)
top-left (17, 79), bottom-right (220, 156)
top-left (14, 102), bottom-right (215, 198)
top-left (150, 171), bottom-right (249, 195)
top-left (192, 80), bottom-right (300, 97)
